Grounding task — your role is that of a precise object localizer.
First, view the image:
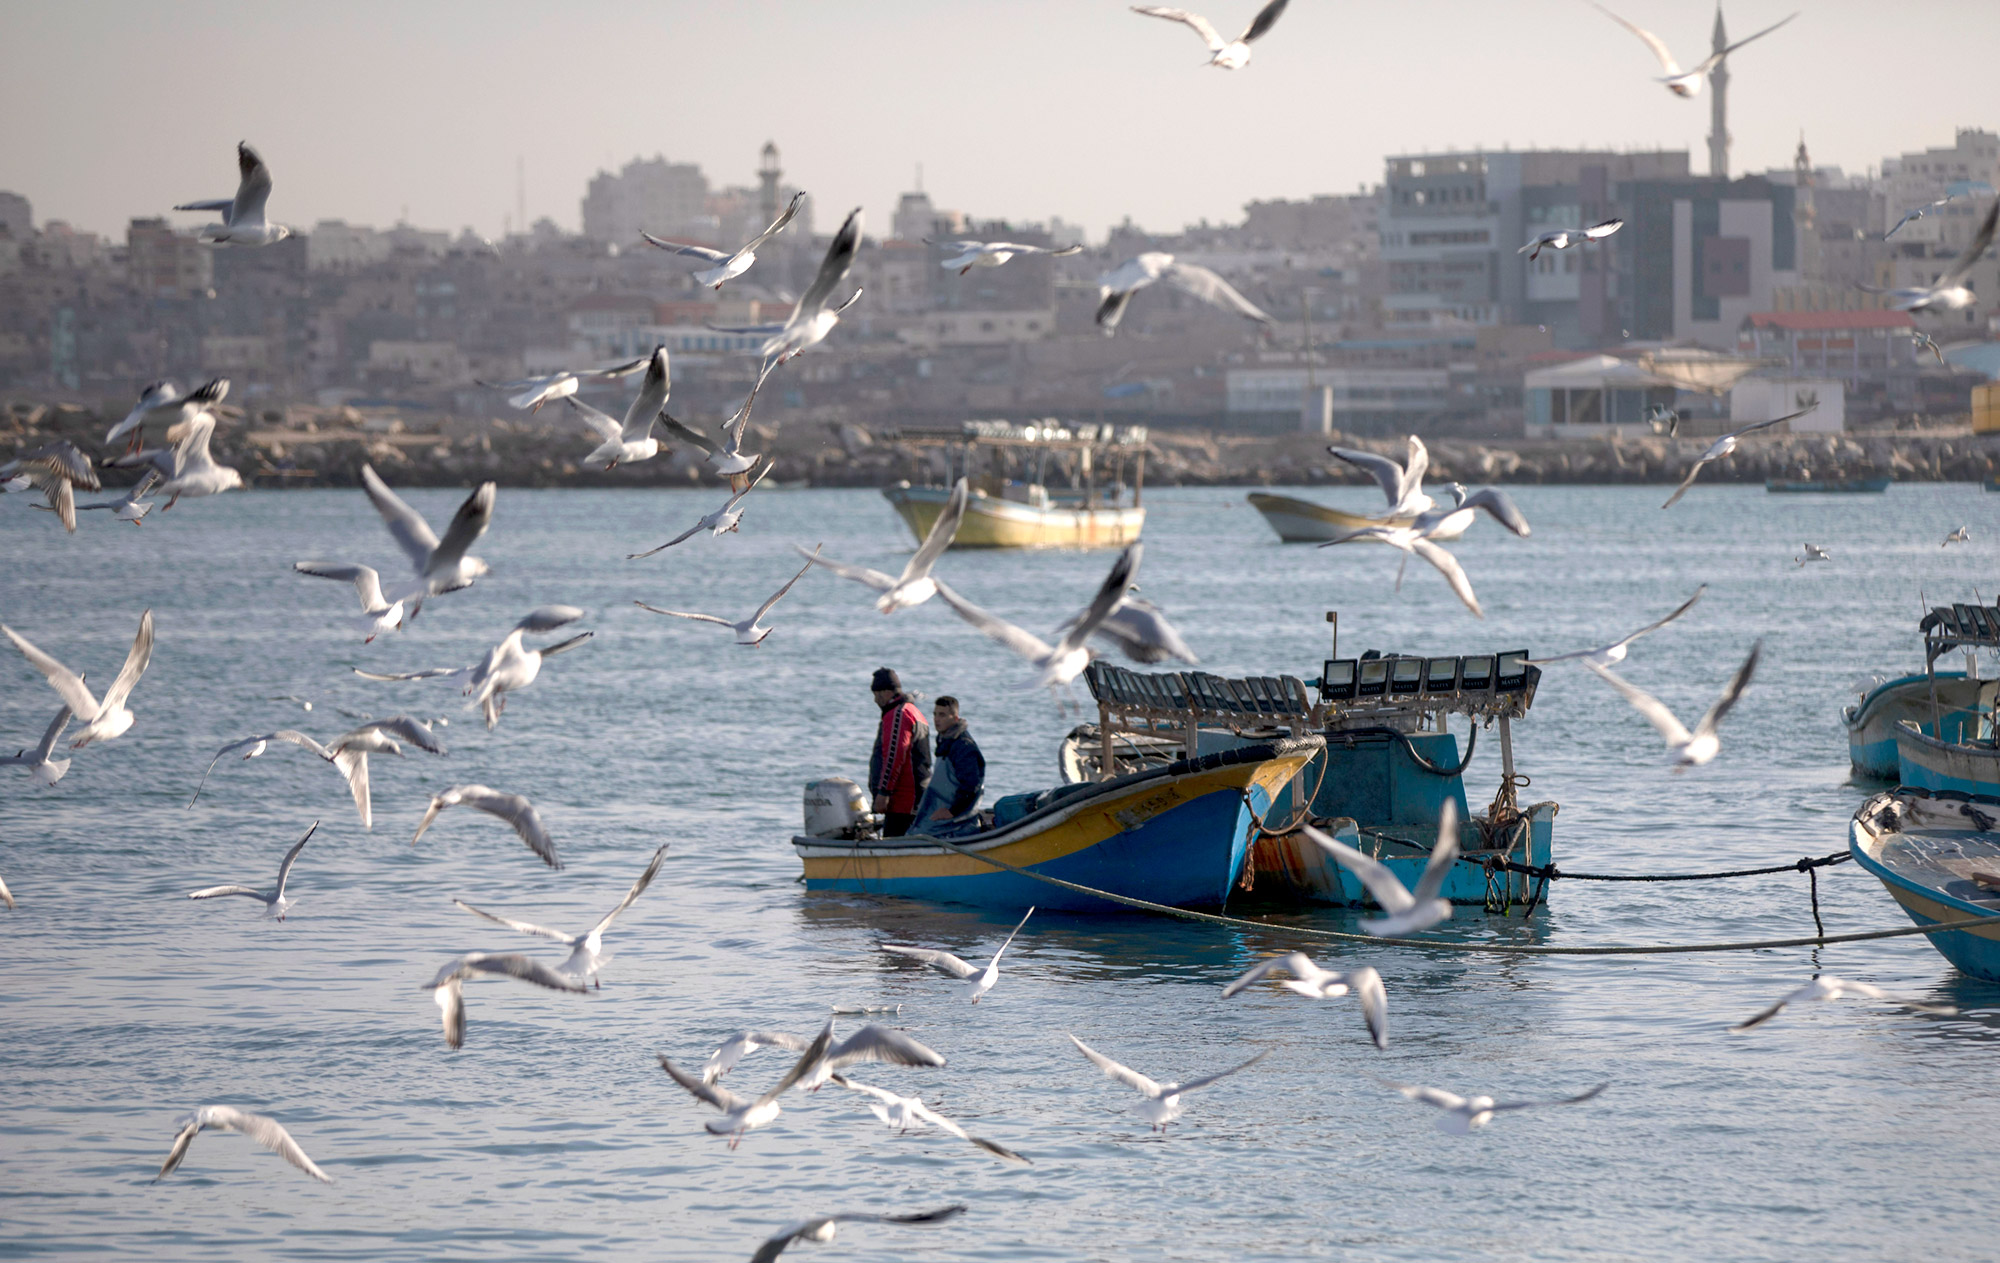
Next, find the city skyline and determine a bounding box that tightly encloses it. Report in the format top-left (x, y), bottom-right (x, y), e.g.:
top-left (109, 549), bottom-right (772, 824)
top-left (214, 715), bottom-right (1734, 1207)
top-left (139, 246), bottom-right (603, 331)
top-left (4, 0), bottom-right (1997, 243)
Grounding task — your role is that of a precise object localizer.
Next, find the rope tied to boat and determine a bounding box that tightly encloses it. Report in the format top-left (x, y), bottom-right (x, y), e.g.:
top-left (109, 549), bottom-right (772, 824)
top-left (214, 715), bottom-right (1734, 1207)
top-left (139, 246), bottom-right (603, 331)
top-left (1486, 850), bottom-right (1853, 936)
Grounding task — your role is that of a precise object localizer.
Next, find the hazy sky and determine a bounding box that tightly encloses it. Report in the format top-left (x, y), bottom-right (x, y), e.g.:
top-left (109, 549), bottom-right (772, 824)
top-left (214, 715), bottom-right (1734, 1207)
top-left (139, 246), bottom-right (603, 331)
top-left (4, 1), bottom-right (1994, 243)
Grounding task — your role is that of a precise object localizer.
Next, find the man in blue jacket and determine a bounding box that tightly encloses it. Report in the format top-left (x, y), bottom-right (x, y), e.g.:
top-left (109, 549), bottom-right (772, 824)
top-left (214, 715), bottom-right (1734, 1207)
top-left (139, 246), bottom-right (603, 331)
top-left (911, 695), bottom-right (985, 838)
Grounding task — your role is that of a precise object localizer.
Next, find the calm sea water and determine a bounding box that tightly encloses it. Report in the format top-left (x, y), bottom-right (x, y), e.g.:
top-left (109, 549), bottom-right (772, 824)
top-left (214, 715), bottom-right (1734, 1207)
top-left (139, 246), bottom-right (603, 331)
top-left (3, 479), bottom-right (1998, 1262)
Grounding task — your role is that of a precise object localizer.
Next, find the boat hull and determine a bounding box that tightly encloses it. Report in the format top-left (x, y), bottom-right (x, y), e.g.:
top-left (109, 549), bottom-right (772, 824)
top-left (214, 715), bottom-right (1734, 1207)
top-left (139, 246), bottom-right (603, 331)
top-left (1850, 790), bottom-right (2000, 981)
top-left (1844, 672), bottom-right (1975, 780)
top-left (794, 743), bottom-right (1315, 912)
top-left (1895, 720), bottom-right (2000, 796)
top-left (885, 483), bottom-right (1143, 549)
top-left (1242, 806), bottom-right (1556, 907)
top-left (1246, 491), bottom-right (1464, 544)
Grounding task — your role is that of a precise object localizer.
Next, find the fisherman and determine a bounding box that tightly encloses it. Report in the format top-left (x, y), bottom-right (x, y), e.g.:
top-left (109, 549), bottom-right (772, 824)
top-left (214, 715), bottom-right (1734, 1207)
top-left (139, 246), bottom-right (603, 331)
top-left (911, 696), bottom-right (986, 838)
top-left (868, 667), bottom-right (931, 838)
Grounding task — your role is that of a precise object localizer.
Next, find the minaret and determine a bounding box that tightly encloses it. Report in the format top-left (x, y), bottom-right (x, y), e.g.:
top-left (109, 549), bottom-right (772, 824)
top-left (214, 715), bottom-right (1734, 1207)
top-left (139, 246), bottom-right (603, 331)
top-left (1793, 133), bottom-right (1819, 283)
top-left (758, 141), bottom-right (781, 229)
top-left (1707, 8), bottom-right (1730, 178)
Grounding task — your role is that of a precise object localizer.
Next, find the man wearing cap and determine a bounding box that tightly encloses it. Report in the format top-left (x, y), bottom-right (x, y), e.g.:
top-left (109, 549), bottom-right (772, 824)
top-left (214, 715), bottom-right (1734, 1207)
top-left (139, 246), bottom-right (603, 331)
top-left (868, 667), bottom-right (931, 838)
top-left (911, 695), bottom-right (985, 838)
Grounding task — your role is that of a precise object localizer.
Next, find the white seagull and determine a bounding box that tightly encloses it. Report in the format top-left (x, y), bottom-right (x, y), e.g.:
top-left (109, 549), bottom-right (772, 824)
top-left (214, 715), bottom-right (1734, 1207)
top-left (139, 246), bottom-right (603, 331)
top-left (934, 546), bottom-right (1140, 690)
top-left (710, 209), bottom-right (863, 367)
top-left (4, 440), bottom-right (100, 532)
top-left (187, 822), bottom-right (317, 921)
top-left (1319, 488), bottom-right (1530, 619)
top-left (563, 345), bottom-right (671, 469)
top-left (155, 1106), bottom-right (329, 1183)
top-left (358, 465), bottom-right (496, 614)
top-left (104, 377), bottom-right (229, 449)
top-left (1646, 404), bottom-right (1680, 437)
top-left (1661, 406), bottom-right (1816, 508)
top-left (71, 470), bottom-right (163, 527)
top-left (1059, 593), bottom-right (1201, 665)
top-left (188, 716), bottom-right (444, 829)
top-left (1302, 800), bottom-right (1461, 936)
top-left (479, 356), bottom-right (648, 412)
top-left (157, 411), bottom-right (244, 507)
top-left (292, 562), bottom-right (406, 641)
top-left (832, 1078), bottom-right (1030, 1164)
top-left (1376, 1078), bottom-right (1608, 1134)
top-left (1221, 952), bottom-right (1388, 1050)
top-left (643, 190), bottom-right (805, 290)
top-left (1067, 1034), bottom-right (1270, 1131)
top-left (0, 874), bottom-right (12, 910)
top-left (627, 460), bottom-right (773, 558)
top-left (355, 606), bottom-right (591, 729)
top-left (699, 1022), bottom-right (946, 1091)
top-left (1795, 544), bottom-right (1831, 566)
top-left (1330, 436), bottom-right (1438, 519)
top-left (930, 238), bottom-right (1083, 275)
top-left (1130, 0), bottom-right (1292, 70)
top-left (657, 368), bottom-right (773, 493)
top-left (452, 844), bottom-right (670, 986)
top-left (1911, 330), bottom-right (1946, 366)
top-left (749, 1205), bottom-right (966, 1263)
top-left (1943, 526), bottom-right (1971, 547)
top-left (1094, 252), bottom-right (1272, 336)
top-left (1526, 586), bottom-right (1705, 668)
top-left (1519, 218), bottom-right (1623, 261)
top-left (637, 547), bottom-right (819, 647)
top-left (414, 785), bottom-right (562, 870)
top-left (657, 1024), bottom-right (835, 1148)
top-left (1584, 639), bottom-right (1761, 769)
top-left (173, 142), bottom-right (292, 245)
top-left (3, 609), bottom-right (153, 748)
top-left (1730, 976), bottom-right (1959, 1032)
top-left (880, 907), bottom-right (1035, 1004)
top-left (1589, 3), bottom-right (1798, 98)
top-left (1, 704), bottom-right (72, 787)
top-left (426, 952), bottom-right (588, 1050)
top-left (802, 478), bottom-right (967, 612)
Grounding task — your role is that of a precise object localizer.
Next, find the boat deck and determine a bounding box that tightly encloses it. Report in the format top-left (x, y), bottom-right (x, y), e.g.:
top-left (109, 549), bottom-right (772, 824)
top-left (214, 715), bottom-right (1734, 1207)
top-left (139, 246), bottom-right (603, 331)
top-left (1874, 830), bottom-right (2000, 907)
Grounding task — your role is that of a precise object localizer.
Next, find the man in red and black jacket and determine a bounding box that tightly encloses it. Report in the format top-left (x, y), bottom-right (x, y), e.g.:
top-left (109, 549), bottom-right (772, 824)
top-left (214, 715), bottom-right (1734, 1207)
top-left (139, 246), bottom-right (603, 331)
top-left (867, 667), bottom-right (932, 838)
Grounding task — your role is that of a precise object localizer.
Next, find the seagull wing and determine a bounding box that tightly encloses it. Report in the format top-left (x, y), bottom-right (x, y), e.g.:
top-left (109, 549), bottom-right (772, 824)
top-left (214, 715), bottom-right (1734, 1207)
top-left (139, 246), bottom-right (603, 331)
top-left (200, 1105), bottom-right (330, 1182)
top-left (1660, 459), bottom-right (1709, 509)
top-left (901, 478), bottom-right (969, 584)
top-left (425, 786), bottom-right (560, 869)
top-left (1221, 952), bottom-right (1319, 998)
top-left (359, 464), bottom-right (440, 573)
top-left (1300, 824), bottom-right (1417, 914)
top-left (987, 905), bottom-right (1035, 969)
top-left (661, 1054), bottom-right (752, 1112)
top-left (1052, 545), bottom-right (1141, 659)
top-left (702, 1031), bottom-right (812, 1084)
top-left (625, 519), bottom-right (709, 559)
top-left (1729, 999), bottom-right (1791, 1031)
top-left (46, 477), bottom-right (76, 532)
top-left (1487, 1082), bottom-right (1610, 1114)
top-left (759, 1022), bottom-right (837, 1106)
top-left (798, 546), bottom-right (896, 593)
top-left (1725, 406), bottom-right (1815, 442)
top-left (272, 821), bottom-right (316, 898)
top-left (1173, 1047), bottom-right (1271, 1095)
top-left (740, 191), bottom-right (805, 254)
top-left (293, 562), bottom-right (392, 613)
top-left (585, 843), bottom-right (671, 939)
top-left (187, 885), bottom-right (268, 901)
top-left (826, 1025), bottom-right (948, 1072)
top-left (1409, 799), bottom-right (1462, 904)
top-left (229, 143), bottom-right (275, 226)
top-left (1239, 0), bottom-right (1291, 43)
top-left (27, 704), bottom-right (72, 763)
top-left (1700, 11), bottom-right (1799, 69)
top-left (2, 626), bottom-right (101, 719)
top-left (623, 349), bottom-right (671, 441)
top-left (907, 1099), bottom-right (1030, 1163)
top-left (634, 602), bottom-right (735, 628)
top-left (1131, 5), bottom-right (1226, 52)
top-left (880, 945), bottom-right (980, 979)
top-left (658, 413), bottom-right (719, 457)
top-left (452, 898), bottom-right (575, 945)
top-left (1613, 584), bottom-right (1706, 651)
top-left (798, 208), bottom-right (863, 319)
top-left (638, 232), bottom-right (729, 263)
top-left (188, 732), bottom-right (285, 807)
top-left (352, 665), bottom-right (468, 682)
top-left (1328, 446), bottom-right (1408, 506)
top-left (461, 952), bottom-right (590, 993)
top-left (343, 715), bottom-right (443, 754)
top-left (1375, 1078), bottom-right (1468, 1111)
top-left (932, 581), bottom-right (1055, 664)
top-left (1589, 1), bottom-right (1681, 75)
top-left (1409, 537), bottom-right (1482, 618)
top-left (750, 548), bottom-right (820, 625)
top-left (155, 1119), bottom-right (201, 1181)
top-left (563, 396), bottom-right (623, 442)
top-left (428, 483), bottom-right (496, 582)
top-left (1689, 639), bottom-right (1761, 743)
top-left (1457, 488), bottom-right (1531, 537)
top-left (1939, 198), bottom-right (1999, 289)
top-left (102, 610), bottom-right (158, 716)
top-left (1068, 1033), bottom-right (1164, 1097)
top-left (1350, 966), bottom-right (1389, 1051)
top-left (1160, 261), bottom-right (1273, 324)
top-left (1584, 662), bottom-right (1692, 747)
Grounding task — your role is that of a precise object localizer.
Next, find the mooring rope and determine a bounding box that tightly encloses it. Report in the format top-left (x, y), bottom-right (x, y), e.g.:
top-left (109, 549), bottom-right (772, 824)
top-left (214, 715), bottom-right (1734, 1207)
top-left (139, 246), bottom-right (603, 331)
top-left (1487, 852), bottom-right (1852, 884)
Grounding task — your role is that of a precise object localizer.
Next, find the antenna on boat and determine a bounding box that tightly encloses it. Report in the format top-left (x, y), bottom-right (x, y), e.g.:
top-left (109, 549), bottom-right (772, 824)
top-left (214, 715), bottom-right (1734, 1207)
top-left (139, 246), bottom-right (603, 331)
top-left (1326, 611), bottom-right (1338, 661)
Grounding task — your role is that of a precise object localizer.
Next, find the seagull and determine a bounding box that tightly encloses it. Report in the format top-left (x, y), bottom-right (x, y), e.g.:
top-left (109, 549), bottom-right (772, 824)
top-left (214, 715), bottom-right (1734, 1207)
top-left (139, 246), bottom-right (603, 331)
top-left (1318, 489), bottom-right (1527, 619)
top-left (1589, 3), bottom-right (1798, 98)
top-left (1661, 407), bottom-right (1816, 508)
top-left (2, 440), bottom-right (100, 532)
top-left (1943, 526), bottom-right (1971, 547)
top-left (934, 546), bottom-right (1140, 690)
top-left (188, 717), bottom-right (444, 829)
top-left (1375, 1078), bottom-right (1607, 1134)
top-left (637, 547), bottom-right (819, 647)
top-left (831, 1078), bottom-right (1030, 1164)
top-left (749, 1205), bottom-right (967, 1263)
top-left (187, 822), bottom-right (317, 921)
top-left (562, 345), bottom-right (671, 469)
top-left (173, 141), bottom-right (292, 245)
top-left (1911, 330), bottom-right (1946, 366)
top-left (3, 609), bottom-right (153, 748)
top-left (1302, 801), bottom-right (1460, 936)
top-left (1584, 640), bottom-right (1761, 769)
top-left (292, 562), bottom-right (406, 641)
top-left (1221, 953), bottom-right (1388, 1049)
top-left (0, 874), bottom-right (12, 910)
top-left (1526, 586), bottom-right (1705, 668)
top-left (1094, 252), bottom-right (1272, 336)
top-left (801, 478), bottom-right (967, 612)
top-left (699, 1022), bottom-right (946, 1090)
top-left (155, 1106), bottom-right (329, 1183)
top-left (656, 367), bottom-right (773, 492)
top-left (452, 844), bottom-right (669, 987)
top-left (930, 238), bottom-right (1083, 275)
top-left (1329, 436), bottom-right (1436, 518)
top-left (425, 953), bottom-right (588, 1050)
top-left (358, 465), bottom-right (495, 614)
top-left (1066, 1034), bottom-right (1269, 1131)
top-left (478, 356), bottom-right (648, 412)
top-left (1645, 404), bottom-right (1680, 437)
top-left (413, 785), bottom-right (561, 870)
top-left (1860, 199), bottom-right (1998, 312)
top-left (643, 190), bottom-right (805, 290)
top-left (1, 704), bottom-right (72, 787)
top-left (104, 378), bottom-right (228, 449)
top-left (709, 209), bottom-right (862, 367)
top-left (1129, 0), bottom-right (1292, 70)
top-left (1885, 189), bottom-right (1977, 240)
top-left (355, 606), bottom-right (590, 729)
top-left (1729, 976), bottom-right (1959, 1032)
top-left (70, 470), bottom-right (163, 526)
top-left (1795, 544), bottom-right (1830, 566)
top-left (1519, 218), bottom-right (1623, 262)
top-left (880, 907), bottom-right (1034, 1003)
top-left (1059, 593), bottom-right (1200, 665)
top-left (157, 411), bottom-right (244, 507)
top-left (626, 460), bottom-right (773, 558)
top-left (657, 1024), bottom-right (834, 1148)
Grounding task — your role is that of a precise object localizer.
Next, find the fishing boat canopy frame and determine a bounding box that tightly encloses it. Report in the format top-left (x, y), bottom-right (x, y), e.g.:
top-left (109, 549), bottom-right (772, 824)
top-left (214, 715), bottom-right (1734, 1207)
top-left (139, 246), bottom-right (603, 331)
top-left (879, 419), bottom-right (1149, 510)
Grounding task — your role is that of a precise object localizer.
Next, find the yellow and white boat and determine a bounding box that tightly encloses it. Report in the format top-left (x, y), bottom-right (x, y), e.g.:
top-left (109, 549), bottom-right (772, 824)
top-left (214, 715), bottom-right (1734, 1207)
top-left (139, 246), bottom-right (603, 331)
top-left (1247, 491), bottom-right (1468, 544)
top-left (882, 420), bottom-right (1147, 550)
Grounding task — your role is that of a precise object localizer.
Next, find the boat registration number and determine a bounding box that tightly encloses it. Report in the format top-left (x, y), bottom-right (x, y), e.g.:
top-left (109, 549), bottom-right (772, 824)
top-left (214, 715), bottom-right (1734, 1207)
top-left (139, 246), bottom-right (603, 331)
top-left (1110, 785), bottom-right (1185, 832)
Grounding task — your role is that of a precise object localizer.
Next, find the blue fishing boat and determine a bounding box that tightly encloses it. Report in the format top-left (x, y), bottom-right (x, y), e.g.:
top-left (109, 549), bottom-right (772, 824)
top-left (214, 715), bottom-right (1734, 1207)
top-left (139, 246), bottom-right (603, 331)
top-left (1850, 788), bottom-right (2000, 982)
top-left (1847, 671), bottom-right (1978, 780)
top-left (1890, 602), bottom-right (2000, 792)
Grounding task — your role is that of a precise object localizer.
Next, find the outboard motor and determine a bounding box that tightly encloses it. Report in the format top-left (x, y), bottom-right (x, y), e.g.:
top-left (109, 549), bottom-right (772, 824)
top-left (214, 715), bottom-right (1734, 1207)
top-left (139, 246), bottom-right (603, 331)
top-left (804, 777), bottom-right (869, 839)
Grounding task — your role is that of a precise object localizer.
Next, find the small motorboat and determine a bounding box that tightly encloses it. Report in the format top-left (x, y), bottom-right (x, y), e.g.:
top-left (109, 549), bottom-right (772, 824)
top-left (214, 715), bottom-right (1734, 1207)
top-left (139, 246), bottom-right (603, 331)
top-left (1890, 603), bottom-right (2000, 793)
top-left (1850, 788), bottom-right (2000, 982)
top-left (1246, 491), bottom-right (1468, 544)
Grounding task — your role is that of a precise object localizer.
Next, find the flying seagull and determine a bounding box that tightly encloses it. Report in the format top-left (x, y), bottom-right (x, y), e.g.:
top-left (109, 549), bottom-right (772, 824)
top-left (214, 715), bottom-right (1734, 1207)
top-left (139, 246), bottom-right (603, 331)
top-left (930, 238), bottom-right (1083, 274)
top-left (657, 1023), bottom-right (835, 1148)
top-left (1795, 544), bottom-right (1830, 566)
top-left (1129, 0), bottom-right (1292, 70)
top-left (1067, 1034), bottom-right (1269, 1131)
top-left (637, 547), bottom-right (820, 647)
top-left (1884, 183), bottom-right (1992, 240)
top-left (173, 141), bottom-right (292, 245)
top-left (934, 546), bottom-right (1140, 690)
top-left (1661, 407), bottom-right (1817, 508)
top-left (1646, 404), bottom-right (1680, 437)
top-left (187, 822), bottom-right (317, 921)
top-left (627, 460), bottom-right (773, 558)
top-left (357, 465), bottom-right (496, 614)
top-left (656, 368), bottom-right (773, 493)
top-left (452, 844), bottom-right (670, 986)
top-left (156, 1106), bottom-right (329, 1183)
top-left (1375, 1078), bottom-right (1608, 1134)
top-left (1911, 330), bottom-right (1946, 366)
top-left (69, 470), bottom-right (164, 527)
top-left (1584, 640), bottom-right (1761, 769)
top-left (1221, 952), bottom-right (1388, 1049)
top-left (1, 704), bottom-right (72, 787)
top-left (562, 346), bottom-right (671, 469)
top-left (3, 609), bottom-right (153, 748)
top-left (1302, 801), bottom-right (1461, 936)
top-left (292, 561), bottom-right (406, 641)
top-left (802, 478), bottom-right (967, 612)
top-left (1094, 252), bottom-right (1272, 336)
top-left (157, 411), bottom-right (244, 507)
top-left (1943, 526), bottom-right (1971, 547)
top-left (1729, 976), bottom-right (1959, 1032)
top-left (1519, 218), bottom-right (1623, 262)
top-left (479, 356), bottom-right (648, 412)
top-left (1589, 3), bottom-right (1798, 98)
top-left (355, 606), bottom-right (591, 729)
top-left (643, 190), bottom-right (805, 290)
top-left (0, 874), bottom-right (12, 910)
top-left (1329, 436), bottom-right (1437, 519)
top-left (2, 440), bottom-right (100, 532)
top-left (1526, 586), bottom-right (1706, 668)
top-left (188, 717), bottom-right (444, 829)
top-left (832, 1078), bottom-right (1030, 1164)
top-left (1319, 488), bottom-right (1529, 619)
top-left (749, 1205), bottom-right (967, 1263)
top-left (1058, 593), bottom-right (1200, 665)
top-left (700, 1022), bottom-right (946, 1091)
top-left (104, 378), bottom-right (229, 449)
top-left (710, 208), bottom-right (863, 367)
top-left (413, 784), bottom-right (561, 870)
top-left (880, 907), bottom-right (1034, 1003)
top-left (1862, 200), bottom-right (1999, 311)
top-left (426, 952), bottom-right (588, 1050)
